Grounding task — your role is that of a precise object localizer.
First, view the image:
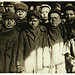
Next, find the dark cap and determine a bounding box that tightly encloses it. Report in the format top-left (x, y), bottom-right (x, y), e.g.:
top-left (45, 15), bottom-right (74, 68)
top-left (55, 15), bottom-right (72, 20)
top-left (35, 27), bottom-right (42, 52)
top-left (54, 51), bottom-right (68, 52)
top-left (3, 11), bottom-right (18, 20)
top-left (64, 3), bottom-right (75, 11)
top-left (48, 9), bottom-right (61, 18)
top-left (15, 3), bottom-right (28, 12)
top-left (27, 10), bottom-right (41, 19)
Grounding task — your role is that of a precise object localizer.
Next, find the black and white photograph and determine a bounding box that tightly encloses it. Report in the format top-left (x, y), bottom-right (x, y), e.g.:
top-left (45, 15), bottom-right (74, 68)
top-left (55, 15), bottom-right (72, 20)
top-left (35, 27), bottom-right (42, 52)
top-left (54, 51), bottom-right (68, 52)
top-left (0, 0), bottom-right (75, 73)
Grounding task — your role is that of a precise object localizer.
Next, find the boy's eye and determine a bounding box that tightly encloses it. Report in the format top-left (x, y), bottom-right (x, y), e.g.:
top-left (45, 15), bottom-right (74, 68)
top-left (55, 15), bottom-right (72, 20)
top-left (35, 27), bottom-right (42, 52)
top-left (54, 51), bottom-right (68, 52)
top-left (22, 11), bottom-right (25, 13)
top-left (46, 11), bottom-right (48, 13)
top-left (70, 13), bottom-right (73, 16)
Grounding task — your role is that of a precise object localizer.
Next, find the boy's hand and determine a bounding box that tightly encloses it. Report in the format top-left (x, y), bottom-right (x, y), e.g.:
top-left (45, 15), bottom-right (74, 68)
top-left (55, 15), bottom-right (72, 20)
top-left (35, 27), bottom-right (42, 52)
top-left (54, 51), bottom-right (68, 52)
top-left (66, 54), bottom-right (75, 67)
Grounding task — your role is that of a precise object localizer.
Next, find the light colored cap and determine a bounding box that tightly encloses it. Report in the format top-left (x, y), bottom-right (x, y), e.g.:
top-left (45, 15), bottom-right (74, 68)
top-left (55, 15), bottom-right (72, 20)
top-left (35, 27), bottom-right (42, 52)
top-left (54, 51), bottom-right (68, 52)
top-left (40, 4), bottom-right (51, 11)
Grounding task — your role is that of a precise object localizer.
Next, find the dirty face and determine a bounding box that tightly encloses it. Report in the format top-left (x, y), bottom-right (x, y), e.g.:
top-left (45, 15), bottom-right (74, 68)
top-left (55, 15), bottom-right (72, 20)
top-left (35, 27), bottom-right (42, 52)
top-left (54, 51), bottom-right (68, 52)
top-left (49, 13), bottom-right (61, 26)
top-left (4, 18), bottom-right (16, 29)
top-left (16, 10), bottom-right (27, 20)
top-left (41, 7), bottom-right (50, 21)
top-left (65, 10), bottom-right (75, 23)
top-left (28, 15), bottom-right (39, 29)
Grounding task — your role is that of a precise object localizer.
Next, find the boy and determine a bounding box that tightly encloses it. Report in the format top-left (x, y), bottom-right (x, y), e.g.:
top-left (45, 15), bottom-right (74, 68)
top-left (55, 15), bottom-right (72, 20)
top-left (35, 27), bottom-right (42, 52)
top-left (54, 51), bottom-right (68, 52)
top-left (64, 3), bottom-right (75, 73)
top-left (40, 4), bottom-right (51, 28)
top-left (15, 3), bottom-right (28, 31)
top-left (0, 11), bottom-right (19, 73)
top-left (17, 10), bottom-right (50, 73)
top-left (48, 9), bottom-right (69, 73)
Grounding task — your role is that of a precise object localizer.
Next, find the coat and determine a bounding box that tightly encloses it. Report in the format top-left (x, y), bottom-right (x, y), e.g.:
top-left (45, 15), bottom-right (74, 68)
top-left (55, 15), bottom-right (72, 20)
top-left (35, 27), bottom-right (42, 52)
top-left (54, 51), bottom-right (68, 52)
top-left (46, 23), bottom-right (69, 73)
top-left (16, 18), bottom-right (28, 32)
top-left (17, 25), bottom-right (49, 73)
top-left (0, 27), bottom-right (19, 73)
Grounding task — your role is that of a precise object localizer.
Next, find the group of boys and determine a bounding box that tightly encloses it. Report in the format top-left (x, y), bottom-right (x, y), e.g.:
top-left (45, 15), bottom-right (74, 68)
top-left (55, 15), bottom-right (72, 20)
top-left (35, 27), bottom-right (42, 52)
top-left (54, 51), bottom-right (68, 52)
top-left (0, 2), bottom-right (75, 73)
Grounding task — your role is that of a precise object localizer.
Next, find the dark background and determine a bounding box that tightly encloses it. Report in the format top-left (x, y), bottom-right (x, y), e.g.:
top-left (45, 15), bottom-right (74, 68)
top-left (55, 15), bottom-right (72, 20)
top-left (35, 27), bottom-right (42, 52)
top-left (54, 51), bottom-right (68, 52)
top-left (23, 1), bottom-right (75, 12)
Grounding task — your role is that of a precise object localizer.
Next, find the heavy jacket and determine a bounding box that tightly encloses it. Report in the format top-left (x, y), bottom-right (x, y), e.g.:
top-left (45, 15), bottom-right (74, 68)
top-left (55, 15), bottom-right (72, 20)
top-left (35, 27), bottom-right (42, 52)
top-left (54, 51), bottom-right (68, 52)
top-left (0, 27), bottom-right (19, 73)
top-left (17, 25), bottom-right (49, 73)
top-left (16, 18), bottom-right (28, 32)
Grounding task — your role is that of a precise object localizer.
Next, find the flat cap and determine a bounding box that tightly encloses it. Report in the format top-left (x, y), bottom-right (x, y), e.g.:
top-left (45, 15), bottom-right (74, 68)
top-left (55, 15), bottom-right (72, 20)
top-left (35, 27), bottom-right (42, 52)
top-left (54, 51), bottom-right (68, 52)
top-left (48, 9), bottom-right (61, 18)
top-left (15, 3), bottom-right (28, 12)
top-left (3, 11), bottom-right (18, 20)
top-left (40, 4), bottom-right (51, 11)
top-left (27, 10), bottom-right (41, 19)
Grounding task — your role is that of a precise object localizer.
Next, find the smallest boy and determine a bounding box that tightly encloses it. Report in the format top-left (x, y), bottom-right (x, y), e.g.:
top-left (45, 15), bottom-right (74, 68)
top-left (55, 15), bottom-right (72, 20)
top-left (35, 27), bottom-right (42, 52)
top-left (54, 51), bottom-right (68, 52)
top-left (40, 4), bottom-right (51, 28)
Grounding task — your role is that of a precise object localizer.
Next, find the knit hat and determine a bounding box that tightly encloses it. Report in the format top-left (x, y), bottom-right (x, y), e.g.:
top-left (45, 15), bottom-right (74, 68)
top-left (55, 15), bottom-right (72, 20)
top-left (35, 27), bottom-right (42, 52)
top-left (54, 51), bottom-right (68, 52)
top-left (48, 9), bottom-right (61, 18)
top-left (40, 4), bottom-right (51, 11)
top-left (15, 3), bottom-right (28, 12)
top-left (27, 10), bottom-right (41, 19)
top-left (3, 11), bottom-right (18, 20)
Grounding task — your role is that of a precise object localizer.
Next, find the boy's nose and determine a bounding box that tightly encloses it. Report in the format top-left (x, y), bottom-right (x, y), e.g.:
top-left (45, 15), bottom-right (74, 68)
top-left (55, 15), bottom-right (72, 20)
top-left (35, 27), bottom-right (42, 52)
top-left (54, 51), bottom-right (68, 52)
top-left (8, 19), bottom-right (11, 23)
top-left (19, 11), bottom-right (22, 15)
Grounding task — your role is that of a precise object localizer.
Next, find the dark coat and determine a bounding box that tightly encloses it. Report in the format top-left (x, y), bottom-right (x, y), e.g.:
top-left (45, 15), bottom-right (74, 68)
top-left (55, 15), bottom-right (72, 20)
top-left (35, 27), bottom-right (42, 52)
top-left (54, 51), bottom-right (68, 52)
top-left (16, 18), bottom-right (28, 32)
top-left (17, 25), bottom-right (48, 67)
top-left (0, 27), bottom-right (19, 73)
top-left (63, 21), bottom-right (75, 40)
top-left (47, 23), bottom-right (68, 46)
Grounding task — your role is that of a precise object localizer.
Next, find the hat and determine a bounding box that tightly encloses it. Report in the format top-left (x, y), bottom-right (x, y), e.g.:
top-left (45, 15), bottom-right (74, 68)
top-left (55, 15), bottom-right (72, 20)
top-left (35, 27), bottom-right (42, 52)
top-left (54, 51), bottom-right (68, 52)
top-left (64, 3), bottom-right (75, 11)
top-left (15, 3), bottom-right (28, 12)
top-left (40, 4), bottom-right (51, 11)
top-left (27, 10), bottom-right (41, 19)
top-left (3, 11), bottom-right (18, 20)
top-left (0, 7), bottom-right (5, 14)
top-left (48, 9), bottom-right (61, 18)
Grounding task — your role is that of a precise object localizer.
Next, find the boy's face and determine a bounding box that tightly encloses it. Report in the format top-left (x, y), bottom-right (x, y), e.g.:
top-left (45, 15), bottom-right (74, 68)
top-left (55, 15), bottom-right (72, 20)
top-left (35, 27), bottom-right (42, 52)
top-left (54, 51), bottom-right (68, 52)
top-left (41, 7), bottom-right (50, 21)
top-left (16, 10), bottom-right (27, 20)
top-left (28, 15), bottom-right (39, 29)
top-left (65, 10), bottom-right (75, 23)
top-left (5, 5), bottom-right (15, 13)
top-left (4, 18), bottom-right (16, 29)
top-left (49, 13), bottom-right (61, 26)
